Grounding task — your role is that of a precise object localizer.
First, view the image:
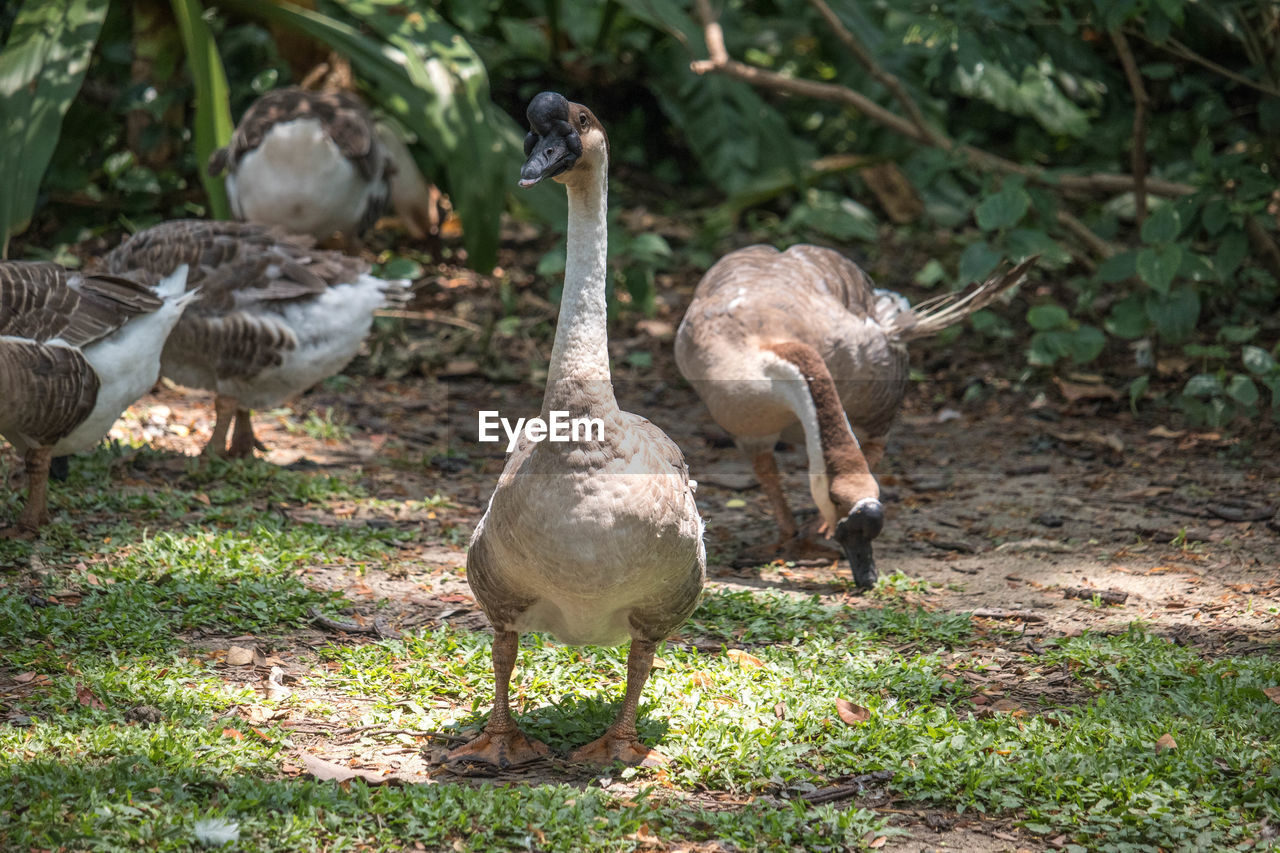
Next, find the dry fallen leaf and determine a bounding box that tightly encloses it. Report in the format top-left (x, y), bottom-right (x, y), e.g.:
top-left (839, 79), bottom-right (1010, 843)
top-left (225, 646), bottom-right (255, 667)
top-left (75, 684), bottom-right (106, 710)
top-left (1155, 733), bottom-right (1177, 752)
top-left (868, 836), bottom-right (887, 849)
top-left (690, 671), bottom-right (713, 689)
top-left (726, 649), bottom-right (764, 669)
top-left (773, 702), bottom-right (786, 720)
top-left (13, 672), bottom-right (37, 684)
top-left (836, 698), bottom-right (871, 725)
top-left (222, 727), bottom-right (244, 741)
top-left (1263, 686), bottom-right (1280, 705)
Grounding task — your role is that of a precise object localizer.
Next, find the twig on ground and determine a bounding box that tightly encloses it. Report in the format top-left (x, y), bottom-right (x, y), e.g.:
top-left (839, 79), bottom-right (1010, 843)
top-left (970, 608), bottom-right (1048, 623)
top-left (801, 769), bottom-right (896, 804)
top-left (374, 308), bottom-right (481, 333)
top-left (1063, 587), bottom-right (1129, 605)
top-left (308, 606), bottom-right (400, 640)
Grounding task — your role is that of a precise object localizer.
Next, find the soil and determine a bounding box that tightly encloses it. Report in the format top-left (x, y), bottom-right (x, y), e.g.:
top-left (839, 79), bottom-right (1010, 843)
top-left (11, 231), bottom-right (1280, 851)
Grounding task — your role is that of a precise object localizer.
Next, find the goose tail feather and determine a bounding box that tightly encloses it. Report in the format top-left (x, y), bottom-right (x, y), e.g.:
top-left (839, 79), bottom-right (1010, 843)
top-left (884, 256), bottom-right (1037, 342)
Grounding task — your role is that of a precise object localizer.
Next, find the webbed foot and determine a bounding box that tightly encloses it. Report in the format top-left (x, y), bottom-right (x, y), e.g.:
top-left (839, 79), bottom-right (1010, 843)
top-left (568, 734), bottom-right (667, 768)
top-left (445, 728), bottom-right (550, 772)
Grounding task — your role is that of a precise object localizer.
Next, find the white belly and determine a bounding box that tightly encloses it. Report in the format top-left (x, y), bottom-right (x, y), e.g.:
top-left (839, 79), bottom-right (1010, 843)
top-left (227, 119), bottom-right (375, 238)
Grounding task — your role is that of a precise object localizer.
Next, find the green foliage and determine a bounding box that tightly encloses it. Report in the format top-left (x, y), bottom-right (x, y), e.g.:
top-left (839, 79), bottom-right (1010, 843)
top-left (0, 0), bottom-right (109, 257)
top-left (170, 0), bottom-right (232, 219)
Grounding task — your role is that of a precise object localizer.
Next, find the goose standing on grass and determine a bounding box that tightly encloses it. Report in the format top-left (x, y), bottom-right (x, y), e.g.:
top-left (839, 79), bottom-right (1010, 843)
top-left (0, 262), bottom-right (192, 535)
top-left (100, 219), bottom-right (407, 458)
top-left (675, 245), bottom-right (1034, 588)
top-left (448, 92), bottom-right (705, 770)
top-left (208, 87), bottom-right (392, 241)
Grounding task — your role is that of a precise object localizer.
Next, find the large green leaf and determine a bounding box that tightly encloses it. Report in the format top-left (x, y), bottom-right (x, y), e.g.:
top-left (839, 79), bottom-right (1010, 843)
top-left (171, 0), bottom-right (233, 219)
top-left (0, 0), bottom-right (108, 257)
top-left (218, 0), bottom-right (555, 270)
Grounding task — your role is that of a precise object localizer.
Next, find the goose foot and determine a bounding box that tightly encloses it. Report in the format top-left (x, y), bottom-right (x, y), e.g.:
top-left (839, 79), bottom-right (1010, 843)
top-left (445, 728), bottom-right (550, 772)
top-left (568, 735), bottom-right (667, 768)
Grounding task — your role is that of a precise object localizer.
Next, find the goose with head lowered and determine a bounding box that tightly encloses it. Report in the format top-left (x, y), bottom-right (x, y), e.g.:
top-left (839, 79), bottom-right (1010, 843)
top-left (447, 92), bottom-right (705, 770)
top-left (208, 87), bottom-right (392, 242)
top-left (0, 262), bottom-right (192, 535)
top-left (675, 244), bottom-right (1034, 588)
top-left (100, 219), bottom-right (406, 458)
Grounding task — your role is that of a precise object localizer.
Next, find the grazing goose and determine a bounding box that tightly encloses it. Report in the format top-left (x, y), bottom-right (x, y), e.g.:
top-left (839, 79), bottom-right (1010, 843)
top-left (448, 92), bottom-right (705, 770)
top-left (0, 262), bottom-right (192, 535)
top-left (101, 219), bottom-right (406, 458)
top-left (675, 245), bottom-right (1034, 588)
top-left (208, 87), bottom-right (392, 241)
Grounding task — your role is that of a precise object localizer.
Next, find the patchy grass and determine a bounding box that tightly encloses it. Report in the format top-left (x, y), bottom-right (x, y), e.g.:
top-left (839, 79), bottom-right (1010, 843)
top-left (2, 442), bottom-right (1279, 852)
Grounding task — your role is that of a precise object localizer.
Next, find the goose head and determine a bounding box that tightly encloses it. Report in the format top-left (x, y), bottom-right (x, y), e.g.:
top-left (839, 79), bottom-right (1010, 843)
top-left (519, 92), bottom-right (608, 188)
top-left (829, 470), bottom-right (884, 590)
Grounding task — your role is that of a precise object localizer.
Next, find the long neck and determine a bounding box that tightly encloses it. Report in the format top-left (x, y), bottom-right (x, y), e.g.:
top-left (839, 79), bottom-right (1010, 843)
top-left (763, 342), bottom-right (875, 520)
top-left (543, 164), bottom-right (616, 416)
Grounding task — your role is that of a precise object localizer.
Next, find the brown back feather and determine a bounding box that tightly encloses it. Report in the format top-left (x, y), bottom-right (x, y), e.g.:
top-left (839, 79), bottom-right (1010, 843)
top-left (209, 87), bottom-right (385, 181)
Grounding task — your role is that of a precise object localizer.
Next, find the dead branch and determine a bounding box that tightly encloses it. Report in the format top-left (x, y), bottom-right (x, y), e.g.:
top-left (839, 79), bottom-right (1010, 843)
top-left (1063, 587), bottom-right (1129, 605)
top-left (308, 606), bottom-right (400, 639)
top-left (800, 769), bottom-right (896, 804)
top-left (1056, 209), bottom-right (1118, 261)
top-left (970, 608), bottom-right (1047, 622)
top-left (1124, 27), bottom-right (1280, 99)
top-left (806, 0), bottom-right (943, 146)
top-left (689, 0), bottom-right (1196, 199)
top-left (1110, 29), bottom-right (1150, 227)
top-left (374, 308), bottom-right (481, 333)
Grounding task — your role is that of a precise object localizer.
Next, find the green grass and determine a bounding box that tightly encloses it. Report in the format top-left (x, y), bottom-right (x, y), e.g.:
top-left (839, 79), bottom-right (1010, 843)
top-left (2, 443), bottom-right (1279, 851)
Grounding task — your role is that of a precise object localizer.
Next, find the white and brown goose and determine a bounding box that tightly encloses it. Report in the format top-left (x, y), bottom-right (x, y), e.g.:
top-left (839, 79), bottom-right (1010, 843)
top-left (0, 262), bottom-right (192, 535)
top-left (208, 87), bottom-right (392, 241)
top-left (448, 92), bottom-right (705, 770)
top-left (100, 219), bottom-right (406, 458)
top-left (675, 244), bottom-right (1034, 588)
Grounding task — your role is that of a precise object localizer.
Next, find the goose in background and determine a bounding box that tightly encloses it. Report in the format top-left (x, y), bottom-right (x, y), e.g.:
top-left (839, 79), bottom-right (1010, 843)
top-left (0, 262), bottom-right (192, 535)
top-left (447, 92), bottom-right (705, 770)
top-left (100, 219), bottom-right (407, 458)
top-left (208, 87), bottom-right (392, 242)
top-left (675, 244), bottom-right (1034, 588)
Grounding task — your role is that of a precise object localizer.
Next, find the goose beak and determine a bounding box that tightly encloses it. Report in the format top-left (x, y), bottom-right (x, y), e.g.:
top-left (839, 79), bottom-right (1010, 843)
top-left (519, 91), bottom-right (581, 187)
top-left (835, 498), bottom-right (884, 590)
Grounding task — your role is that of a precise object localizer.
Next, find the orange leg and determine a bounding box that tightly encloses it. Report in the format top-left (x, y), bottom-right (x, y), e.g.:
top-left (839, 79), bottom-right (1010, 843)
top-left (202, 395), bottom-right (237, 457)
top-left (228, 406), bottom-right (264, 458)
top-left (752, 451), bottom-right (797, 540)
top-left (568, 638), bottom-right (667, 767)
top-left (447, 631), bottom-right (550, 770)
top-left (8, 446), bottom-right (53, 536)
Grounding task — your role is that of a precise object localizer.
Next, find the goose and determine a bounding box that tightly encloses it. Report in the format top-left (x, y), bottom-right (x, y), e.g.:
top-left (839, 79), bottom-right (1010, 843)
top-left (447, 92), bottom-right (705, 770)
top-left (208, 87), bottom-right (392, 241)
top-left (674, 244), bottom-right (1034, 588)
top-left (0, 262), bottom-right (192, 535)
top-left (100, 219), bottom-right (406, 458)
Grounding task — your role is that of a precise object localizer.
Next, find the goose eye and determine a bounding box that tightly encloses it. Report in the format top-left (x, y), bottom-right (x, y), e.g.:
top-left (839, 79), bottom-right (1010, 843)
top-left (578, 113), bottom-right (589, 128)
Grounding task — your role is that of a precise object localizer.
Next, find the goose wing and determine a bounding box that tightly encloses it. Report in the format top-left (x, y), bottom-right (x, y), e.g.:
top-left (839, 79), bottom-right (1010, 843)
top-left (0, 262), bottom-right (165, 450)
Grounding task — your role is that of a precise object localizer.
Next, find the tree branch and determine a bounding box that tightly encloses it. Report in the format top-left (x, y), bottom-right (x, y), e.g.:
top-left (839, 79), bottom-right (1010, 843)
top-left (1123, 27), bottom-right (1280, 99)
top-left (1110, 29), bottom-right (1149, 227)
top-left (688, 0), bottom-right (1196, 199)
top-left (806, 0), bottom-right (944, 147)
